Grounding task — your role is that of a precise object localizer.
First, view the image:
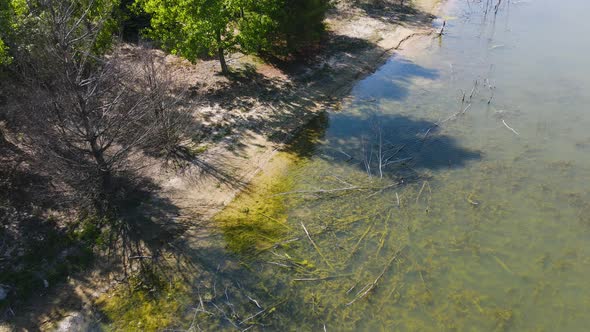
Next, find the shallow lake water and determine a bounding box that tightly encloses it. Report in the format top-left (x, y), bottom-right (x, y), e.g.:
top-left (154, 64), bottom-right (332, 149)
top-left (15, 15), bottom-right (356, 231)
top-left (141, 0), bottom-right (590, 331)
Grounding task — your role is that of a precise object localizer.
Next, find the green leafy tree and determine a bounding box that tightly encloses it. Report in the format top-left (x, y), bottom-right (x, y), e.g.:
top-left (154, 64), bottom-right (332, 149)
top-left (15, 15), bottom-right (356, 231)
top-left (0, 0), bottom-right (27, 65)
top-left (0, 0), bottom-right (119, 69)
top-left (0, 39), bottom-right (9, 65)
top-left (138, 0), bottom-right (230, 74)
top-left (277, 0), bottom-right (329, 54)
top-left (235, 0), bottom-right (281, 53)
top-left (137, 0), bottom-right (329, 71)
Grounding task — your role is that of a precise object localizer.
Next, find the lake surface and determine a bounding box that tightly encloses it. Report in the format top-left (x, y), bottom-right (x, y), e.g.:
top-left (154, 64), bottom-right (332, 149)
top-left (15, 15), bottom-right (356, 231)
top-left (169, 0), bottom-right (590, 330)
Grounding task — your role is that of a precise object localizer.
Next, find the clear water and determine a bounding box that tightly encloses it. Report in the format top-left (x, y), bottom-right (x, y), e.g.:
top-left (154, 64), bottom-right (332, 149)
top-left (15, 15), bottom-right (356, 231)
top-left (139, 0), bottom-right (590, 330)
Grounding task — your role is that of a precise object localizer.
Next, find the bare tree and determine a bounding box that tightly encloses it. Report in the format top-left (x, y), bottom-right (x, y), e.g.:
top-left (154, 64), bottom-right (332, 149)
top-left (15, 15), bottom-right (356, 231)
top-left (18, 0), bottom-right (188, 213)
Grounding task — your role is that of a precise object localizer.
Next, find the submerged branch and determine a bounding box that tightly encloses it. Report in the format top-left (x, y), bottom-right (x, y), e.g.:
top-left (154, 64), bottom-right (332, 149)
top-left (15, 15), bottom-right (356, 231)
top-left (301, 222), bottom-right (335, 270)
top-left (273, 182), bottom-right (398, 197)
top-left (293, 274), bottom-right (352, 282)
top-left (502, 119), bottom-right (520, 136)
top-left (346, 246), bottom-right (406, 306)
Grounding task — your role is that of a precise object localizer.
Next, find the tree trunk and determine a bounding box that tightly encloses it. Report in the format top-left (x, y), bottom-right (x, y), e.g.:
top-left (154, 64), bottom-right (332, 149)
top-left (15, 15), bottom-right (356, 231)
top-left (216, 29), bottom-right (229, 75)
top-left (218, 47), bottom-right (228, 75)
top-left (89, 137), bottom-right (112, 211)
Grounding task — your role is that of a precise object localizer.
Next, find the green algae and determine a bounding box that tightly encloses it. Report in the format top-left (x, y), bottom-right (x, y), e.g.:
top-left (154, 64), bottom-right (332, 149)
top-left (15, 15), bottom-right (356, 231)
top-left (213, 153), bottom-right (310, 258)
top-left (97, 269), bottom-right (191, 331)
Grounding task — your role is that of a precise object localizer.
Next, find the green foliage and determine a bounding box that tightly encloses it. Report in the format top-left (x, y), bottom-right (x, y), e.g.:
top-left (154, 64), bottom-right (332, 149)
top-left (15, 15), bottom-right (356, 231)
top-left (233, 0), bottom-right (283, 53)
top-left (138, 0), bottom-right (237, 65)
top-left (269, 0), bottom-right (330, 55)
top-left (137, 0), bottom-right (329, 72)
top-left (119, 0), bottom-right (151, 41)
top-left (0, 0), bottom-right (26, 65)
top-left (0, 0), bottom-right (120, 70)
top-left (0, 38), bottom-right (10, 65)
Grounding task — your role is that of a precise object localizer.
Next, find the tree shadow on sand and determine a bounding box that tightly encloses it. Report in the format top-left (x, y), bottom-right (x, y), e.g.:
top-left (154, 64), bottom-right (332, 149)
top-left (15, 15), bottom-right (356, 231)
top-left (353, 0), bottom-right (438, 29)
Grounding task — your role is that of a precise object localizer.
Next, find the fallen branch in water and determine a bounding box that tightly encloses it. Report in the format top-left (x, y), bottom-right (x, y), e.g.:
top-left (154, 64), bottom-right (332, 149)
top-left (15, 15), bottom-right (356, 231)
top-left (416, 181), bottom-right (432, 204)
top-left (502, 119), bottom-right (520, 136)
top-left (273, 182), bottom-right (399, 197)
top-left (293, 274), bottom-right (352, 282)
top-left (494, 0), bottom-right (503, 14)
top-left (438, 20), bottom-right (446, 35)
top-left (387, 31), bottom-right (437, 52)
top-left (211, 302), bottom-right (240, 329)
top-left (375, 211), bottom-right (392, 258)
top-left (301, 222), bottom-right (334, 270)
top-left (346, 247), bottom-right (406, 306)
top-left (239, 298), bottom-right (288, 326)
top-left (469, 80), bottom-right (479, 101)
top-left (273, 186), bottom-right (363, 196)
top-left (492, 254), bottom-right (514, 274)
top-left (239, 309), bottom-right (266, 325)
top-left (129, 255), bottom-right (152, 260)
top-left (246, 295), bottom-right (262, 309)
top-left (345, 222), bottom-right (375, 264)
top-left (422, 103), bottom-right (472, 141)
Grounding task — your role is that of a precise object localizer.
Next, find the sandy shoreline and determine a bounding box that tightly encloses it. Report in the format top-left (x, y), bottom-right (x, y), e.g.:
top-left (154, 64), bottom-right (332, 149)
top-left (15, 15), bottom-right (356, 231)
top-left (161, 0), bottom-right (443, 223)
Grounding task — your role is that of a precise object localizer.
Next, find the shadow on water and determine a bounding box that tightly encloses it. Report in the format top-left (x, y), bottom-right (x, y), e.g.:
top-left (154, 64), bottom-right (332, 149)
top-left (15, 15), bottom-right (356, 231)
top-left (352, 57), bottom-right (439, 101)
top-left (322, 112), bottom-right (481, 174)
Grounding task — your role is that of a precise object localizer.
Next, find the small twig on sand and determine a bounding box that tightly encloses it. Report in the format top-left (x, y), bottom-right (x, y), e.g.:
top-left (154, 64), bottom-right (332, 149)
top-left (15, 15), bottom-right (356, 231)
top-left (502, 119), bottom-right (520, 136)
top-left (301, 222), bottom-right (334, 270)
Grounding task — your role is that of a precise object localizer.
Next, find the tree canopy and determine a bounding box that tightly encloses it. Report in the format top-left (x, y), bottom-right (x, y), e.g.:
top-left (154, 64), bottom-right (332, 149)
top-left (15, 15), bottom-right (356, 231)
top-left (0, 0), bottom-right (120, 68)
top-left (137, 0), bottom-right (329, 74)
